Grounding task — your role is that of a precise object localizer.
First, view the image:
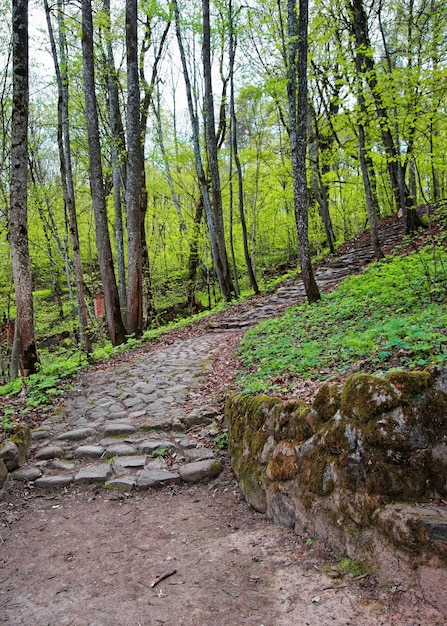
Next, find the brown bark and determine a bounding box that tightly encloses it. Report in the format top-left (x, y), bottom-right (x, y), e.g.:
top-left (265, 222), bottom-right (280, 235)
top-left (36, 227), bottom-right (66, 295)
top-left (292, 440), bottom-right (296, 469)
top-left (125, 0), bottom-right (143, 337)
top-left (81, 0), bottom-right (126, 345)
top-left (9, 0), bottom-right (38, 378)
top-left (286, 0), bottom-right (320, 304)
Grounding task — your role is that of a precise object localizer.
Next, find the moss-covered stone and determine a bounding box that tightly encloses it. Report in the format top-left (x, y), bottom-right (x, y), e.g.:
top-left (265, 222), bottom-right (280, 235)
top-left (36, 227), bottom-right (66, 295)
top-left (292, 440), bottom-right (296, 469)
top-left (268, 399), bottom-right (311, 442)
top-left (10, 422), bottom-right (31, 460)
top-left (267, 441), bottom-right (299, 481)
top-left (386, 370), bottom-right (431, 402)
top-left (341, 374), bottom-right (399, 422)
top-left (311, 381), bottom-right (342, 426)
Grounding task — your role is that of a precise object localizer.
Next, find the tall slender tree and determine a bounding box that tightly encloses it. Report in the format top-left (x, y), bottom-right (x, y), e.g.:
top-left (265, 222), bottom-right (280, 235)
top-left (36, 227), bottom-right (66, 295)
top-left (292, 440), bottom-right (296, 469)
top-left (102, 0), bottom-right (127, 310)
top-left (286, 0), bottom-right (320, 303)
top-left (81, 0), bottom-right (126, 345)
top-left (228, 0), bottom-right (259, 294)
top-left (202, 0), bottom-right (235, 301)
top-left (125, 0), bottom-right (143, 336)
top-left (44, 0), bottom-right (92, 353)
top-left (9, 0), bottom-right (38, 378)
top-left (173, 0), bottom-right (234, 302)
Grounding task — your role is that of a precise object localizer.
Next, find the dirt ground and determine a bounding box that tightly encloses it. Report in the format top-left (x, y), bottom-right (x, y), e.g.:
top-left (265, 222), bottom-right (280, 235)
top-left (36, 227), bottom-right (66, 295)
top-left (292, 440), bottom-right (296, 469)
top-left (1, 462), bottom-right (446, 626)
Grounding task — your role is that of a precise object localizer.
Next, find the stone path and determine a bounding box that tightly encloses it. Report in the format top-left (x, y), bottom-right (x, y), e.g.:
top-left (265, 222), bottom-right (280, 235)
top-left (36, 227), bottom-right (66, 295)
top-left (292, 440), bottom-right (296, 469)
top-left (7, 218), bottom-right (404, 492)
top-left (10, 333), bottom-right (229, 491)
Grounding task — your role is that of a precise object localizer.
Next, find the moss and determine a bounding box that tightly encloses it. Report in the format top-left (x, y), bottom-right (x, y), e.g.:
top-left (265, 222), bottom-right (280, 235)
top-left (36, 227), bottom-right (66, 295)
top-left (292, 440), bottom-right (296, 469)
top-left (312, 382), bottom-right (342, 426)
top-left (365, 455), bottom-right (430, 499)
top-left (267, 442), bottom-right (299, 481)
top-left (386, 370), bottom-right (431, 402)
top-left (341, 374), bottom-right (399, 422)
top-left (298, 447), bottom-right (335, 497)
top-left (268, 398), bottom-right (311, 442)
top-left (9, 423), bottom-right (31, 460)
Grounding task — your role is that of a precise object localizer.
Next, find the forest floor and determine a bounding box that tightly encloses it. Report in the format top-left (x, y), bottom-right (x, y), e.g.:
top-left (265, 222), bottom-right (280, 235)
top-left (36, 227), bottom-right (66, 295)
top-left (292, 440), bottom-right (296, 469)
top-left (1, 214), bottom-right (446, 625)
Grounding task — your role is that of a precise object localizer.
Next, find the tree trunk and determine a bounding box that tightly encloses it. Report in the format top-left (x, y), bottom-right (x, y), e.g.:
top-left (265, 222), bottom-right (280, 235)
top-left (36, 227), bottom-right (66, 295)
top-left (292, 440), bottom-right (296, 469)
top-left (10, 0), bottom-right (38, 378)
top-left (81, 0), bottom-right (126, 345)
top-left (173, 0), bottom-right (234, 302)
top-left (348, 0), bottom-right (422, 234)
top-left (45, 0), bottom-right (92, 353)
top-left (286, 0), bottom-right (320, 304)
top-left (125, 0), bottom-right (143, 337)
top-left (201, 0), bottom-right (235, 302)
top-left (138, 13), bottom-right (171, 324)
top-left (308, 109), bottom-right (336, 254)
top-left (229, 0), bottom-right (259, 294)
top-left (103, 0), bottom-right (127, 311)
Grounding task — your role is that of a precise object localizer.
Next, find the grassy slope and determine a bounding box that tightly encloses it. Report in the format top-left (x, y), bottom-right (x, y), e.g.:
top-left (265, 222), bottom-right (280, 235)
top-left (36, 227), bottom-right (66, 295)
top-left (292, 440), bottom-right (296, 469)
top-left (237, 246), bottom-right (447, 395)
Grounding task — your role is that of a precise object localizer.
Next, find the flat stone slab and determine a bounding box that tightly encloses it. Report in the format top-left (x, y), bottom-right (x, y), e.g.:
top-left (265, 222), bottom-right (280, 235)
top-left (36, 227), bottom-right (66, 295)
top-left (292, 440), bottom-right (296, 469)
top-left (179, 459), bottom-right (223, 483)
top-left (31, 429), bottom-right (52, 440)
top-left (103, 423), bottom-right (136, 437)
top-left (34, 474), bottom-right (73, 488)
top-left (74, 464), bottom-right (112, 485)
top-left (112, 455), bottom-right (146, 468)
top-left (139, 417), bottom-right (173, 431)
top-left (55, 428), bottom-right (96, 441)
top-left (183, 447), bottom-right (215, 462)
top-left (35, 446), bottom-right (65, 460)
top-left (10, 467), bottom-right (43, 482)
top-left (106, 477), bottom-right (136, 491)
top-left (105, 444), bottom-right (137, 457)
top-left (73, 445), bottom-right (105, 459)
top-left (51, 460), bottom-right (76, 472)
top-left (137, 440), bottom-right (175, 454)
top-left (136, 469), bottom-right (180, 489)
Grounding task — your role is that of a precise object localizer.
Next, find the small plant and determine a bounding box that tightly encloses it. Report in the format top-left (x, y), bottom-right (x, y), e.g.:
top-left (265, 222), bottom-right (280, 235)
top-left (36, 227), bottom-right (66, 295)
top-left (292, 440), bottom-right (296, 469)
top-left (152, 447), bottom-right (169, 458)
top-left (1, 407), bottom-right (15, 431)
top-left (338, 557), bottom-right (365, 577)
top-left (305, 538), bottom-right (313, 547)
top-left (214, 431), bottom-right (228, 450)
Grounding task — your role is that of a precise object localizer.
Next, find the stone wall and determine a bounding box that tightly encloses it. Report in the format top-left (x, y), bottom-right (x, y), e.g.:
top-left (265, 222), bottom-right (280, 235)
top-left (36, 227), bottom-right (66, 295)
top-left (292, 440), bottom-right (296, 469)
top-left (225, 366), bottom-right (447, 617)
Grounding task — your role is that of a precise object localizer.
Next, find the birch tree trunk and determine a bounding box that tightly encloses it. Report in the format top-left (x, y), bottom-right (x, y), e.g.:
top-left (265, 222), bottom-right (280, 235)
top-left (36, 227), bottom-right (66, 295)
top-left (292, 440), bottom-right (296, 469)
top-left (9, 0), bottom-right (38, 378)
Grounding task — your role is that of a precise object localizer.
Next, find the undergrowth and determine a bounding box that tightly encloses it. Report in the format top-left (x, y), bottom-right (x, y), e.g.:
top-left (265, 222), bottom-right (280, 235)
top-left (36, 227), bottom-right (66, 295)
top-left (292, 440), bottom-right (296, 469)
top-left (237, 246), bottom-right (447, 394)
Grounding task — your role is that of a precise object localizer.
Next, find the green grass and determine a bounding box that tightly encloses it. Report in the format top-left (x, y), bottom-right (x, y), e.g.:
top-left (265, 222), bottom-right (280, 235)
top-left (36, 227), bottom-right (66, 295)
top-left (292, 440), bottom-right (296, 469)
top-left (237, 246), bottom-right (447, 394)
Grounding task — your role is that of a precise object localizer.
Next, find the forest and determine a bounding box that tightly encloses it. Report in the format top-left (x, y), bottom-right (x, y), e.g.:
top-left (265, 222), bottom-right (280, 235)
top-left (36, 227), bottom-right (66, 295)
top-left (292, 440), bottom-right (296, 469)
top-left (1, 0), bottom-right (446, 384)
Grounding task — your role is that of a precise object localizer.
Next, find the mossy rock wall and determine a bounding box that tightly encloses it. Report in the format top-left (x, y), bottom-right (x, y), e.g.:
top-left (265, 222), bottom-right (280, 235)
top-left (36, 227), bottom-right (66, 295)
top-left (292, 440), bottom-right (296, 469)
top-left (226, 367), bottom-right (447, 617)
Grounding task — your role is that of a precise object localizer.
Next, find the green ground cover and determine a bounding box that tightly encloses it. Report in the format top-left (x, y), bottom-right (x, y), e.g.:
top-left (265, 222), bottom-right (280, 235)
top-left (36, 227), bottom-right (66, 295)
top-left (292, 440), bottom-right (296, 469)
top-left (237, 246), bottom-right (447, 394)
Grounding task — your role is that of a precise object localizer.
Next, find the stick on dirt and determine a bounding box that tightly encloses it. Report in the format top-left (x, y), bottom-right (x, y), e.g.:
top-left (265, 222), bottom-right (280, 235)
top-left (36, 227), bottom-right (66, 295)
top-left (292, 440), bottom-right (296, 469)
top-left (150, 569), bottom-right (177, 588)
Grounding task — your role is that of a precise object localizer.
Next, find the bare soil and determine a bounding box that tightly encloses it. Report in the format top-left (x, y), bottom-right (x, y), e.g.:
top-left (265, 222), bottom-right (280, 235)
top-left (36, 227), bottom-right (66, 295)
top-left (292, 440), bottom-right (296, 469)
top-left (1, 464), bottom-right (446, 626)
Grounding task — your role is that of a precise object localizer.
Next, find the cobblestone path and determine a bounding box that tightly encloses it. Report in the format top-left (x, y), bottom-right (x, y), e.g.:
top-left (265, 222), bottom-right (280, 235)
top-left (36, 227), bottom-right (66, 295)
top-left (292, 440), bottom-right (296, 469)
top-left (11, 333), bottom-right (230, 491)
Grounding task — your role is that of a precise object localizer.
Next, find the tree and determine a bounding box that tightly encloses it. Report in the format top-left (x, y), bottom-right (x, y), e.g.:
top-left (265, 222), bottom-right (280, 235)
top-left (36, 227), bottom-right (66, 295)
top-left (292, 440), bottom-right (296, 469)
top-left (173, 0), bottom-right (235, 303)
top-left (201, 0), bottom-right (235, 301)
top-left (125, 0), bottom-right (143, 336)
top-left (102, 0), bottom-right (127, 310)
top-left (347, 0), bottom-right (422, 234)
top-left (286, 0), bottom-right (320, 303)
top-left (9, 0), bottom-right (38, 378)
top-left (81, 0), bottom-right (126, 345)
top-left (44, 0), bottom-right (92, 353)
top-left (228, 0), bottom-right (259, 294)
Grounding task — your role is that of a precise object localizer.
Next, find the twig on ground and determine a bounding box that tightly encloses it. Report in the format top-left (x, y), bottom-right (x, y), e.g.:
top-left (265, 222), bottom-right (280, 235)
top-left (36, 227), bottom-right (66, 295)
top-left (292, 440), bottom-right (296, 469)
top-left (150, 569), bottom-right (177, 588)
